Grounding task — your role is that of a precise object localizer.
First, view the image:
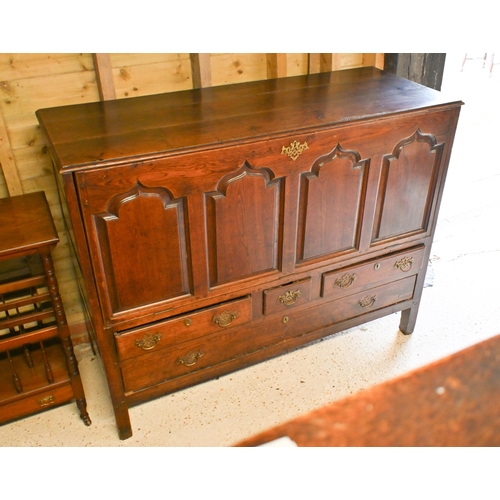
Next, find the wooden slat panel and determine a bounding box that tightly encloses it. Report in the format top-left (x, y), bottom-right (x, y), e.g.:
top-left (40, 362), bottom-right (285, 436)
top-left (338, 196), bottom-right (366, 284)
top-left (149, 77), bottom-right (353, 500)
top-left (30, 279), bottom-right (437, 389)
top-left (309, 53), bottom-right (333, 73)
top-left (110, 54), bottom-right (193, 98)
top-left (190, 53), bottom-right (212, 89)
top-left (0, 109), bottom-right (23, 196)
top-left (0, 53), bottom-right (94, 81)
top-left (0, 72), bottom-right (99, 124)
top-left (285, 53), bottom-right (309, 76)
top-left (93, 53), bottom-right (116, 101)
top-left (210, 53), bottom-right (268, 86)
top-left (267, 54), bottom-right (288, 79)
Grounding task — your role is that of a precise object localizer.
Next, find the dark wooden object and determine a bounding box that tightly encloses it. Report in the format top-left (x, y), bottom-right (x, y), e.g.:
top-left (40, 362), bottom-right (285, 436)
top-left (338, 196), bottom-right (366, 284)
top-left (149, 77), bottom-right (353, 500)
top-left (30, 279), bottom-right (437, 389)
top-left (36, 67), bottom-right (462, 439)
top-left (236, 333), bottom-right (500, 446)
top-left (384, 53), bottom-right (446, 91)
top-left (0, 192), bottom-right (90, 426)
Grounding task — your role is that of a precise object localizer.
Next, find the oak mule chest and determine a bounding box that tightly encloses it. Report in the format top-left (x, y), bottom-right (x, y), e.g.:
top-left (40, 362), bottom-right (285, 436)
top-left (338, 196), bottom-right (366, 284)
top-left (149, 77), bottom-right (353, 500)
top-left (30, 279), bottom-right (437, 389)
top-left (36, 67), bottom-right (462, 440)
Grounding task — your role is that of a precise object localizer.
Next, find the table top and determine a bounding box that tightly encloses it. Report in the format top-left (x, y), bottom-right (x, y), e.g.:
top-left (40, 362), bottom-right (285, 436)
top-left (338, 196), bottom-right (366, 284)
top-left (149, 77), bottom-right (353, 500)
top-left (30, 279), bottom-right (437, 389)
top-left (36, 67), bottom-right (463, 173)
top-left (0, 192), bottom-right (59, 258)
top-left (236, 332), bottom-right (500, 446)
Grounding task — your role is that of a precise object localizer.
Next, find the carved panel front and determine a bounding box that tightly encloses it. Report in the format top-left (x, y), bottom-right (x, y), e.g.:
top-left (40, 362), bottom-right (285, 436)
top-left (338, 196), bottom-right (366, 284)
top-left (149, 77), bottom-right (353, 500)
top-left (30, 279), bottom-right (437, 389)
top-left (94, 183), bottom-right (191, 312)
top-left (297, 144), bottom-right (369, 262)
top-left (205, 162), bottom-right (283, 286)
top-left (372, 129), bottom-right (443, 243)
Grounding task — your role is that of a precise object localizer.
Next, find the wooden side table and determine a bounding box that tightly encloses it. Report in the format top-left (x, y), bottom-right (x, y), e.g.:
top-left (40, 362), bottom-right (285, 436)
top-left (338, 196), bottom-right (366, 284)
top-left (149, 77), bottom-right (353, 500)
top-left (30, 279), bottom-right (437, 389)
top-left (0, 192), bottom-right (91, 426)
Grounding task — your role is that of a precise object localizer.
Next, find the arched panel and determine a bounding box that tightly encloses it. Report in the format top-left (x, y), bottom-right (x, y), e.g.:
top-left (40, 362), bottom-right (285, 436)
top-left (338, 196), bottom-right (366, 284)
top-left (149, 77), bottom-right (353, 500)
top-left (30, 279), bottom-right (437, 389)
top-left (206, 162), bottom-right (283, 286)
top-left (372, 129), bottom-right (443, 243)
top-left (297, 144), bottom-right (369, 262)
top-left (94, 183), bottom-right (191, 312)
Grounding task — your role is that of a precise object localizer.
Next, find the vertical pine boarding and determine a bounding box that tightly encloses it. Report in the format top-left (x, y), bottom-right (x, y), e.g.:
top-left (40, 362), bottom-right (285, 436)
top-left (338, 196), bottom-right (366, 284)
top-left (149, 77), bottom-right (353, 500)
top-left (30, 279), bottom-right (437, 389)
top-left (0, 53), bottom-right (384, 343)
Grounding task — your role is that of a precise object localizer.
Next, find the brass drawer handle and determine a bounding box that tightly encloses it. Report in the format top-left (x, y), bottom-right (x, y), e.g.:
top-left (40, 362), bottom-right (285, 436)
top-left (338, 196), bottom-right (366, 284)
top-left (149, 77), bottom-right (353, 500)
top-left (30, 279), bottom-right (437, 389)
top-left (394, 256), bottom-right (414, 272)
top-left (135, 333), bottom-right (162, 351)
top-left (213, 311), bottom-right (237, 327)
top-left (281, 140), bottom-right (309, 161)
top-left (278, 289), bottom-right (301, 306)
top-left (359, 295), bottom-right (376, 309)
top-left (39, 395), bottom-right (55, 407)
top-left (177, 351), bottom-right (204, 367)
top-left (335, 273), bottom-right (357, 289)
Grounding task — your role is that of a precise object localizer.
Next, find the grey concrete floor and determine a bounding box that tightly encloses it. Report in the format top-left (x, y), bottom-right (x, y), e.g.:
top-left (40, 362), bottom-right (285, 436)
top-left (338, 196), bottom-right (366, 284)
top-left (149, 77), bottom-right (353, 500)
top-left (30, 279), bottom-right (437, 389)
top-left (1, 53), bottom-right (499, 448)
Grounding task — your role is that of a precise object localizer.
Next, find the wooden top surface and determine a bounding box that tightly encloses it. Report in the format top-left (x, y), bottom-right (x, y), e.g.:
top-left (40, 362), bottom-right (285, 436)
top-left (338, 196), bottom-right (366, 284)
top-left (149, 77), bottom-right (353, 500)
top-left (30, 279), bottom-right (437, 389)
top-left (235, 333), bottom-right (500, 447)
top-left (0, 192), bottom-right (59, 257)
top-left (36, 67), bottom-right (463, 172)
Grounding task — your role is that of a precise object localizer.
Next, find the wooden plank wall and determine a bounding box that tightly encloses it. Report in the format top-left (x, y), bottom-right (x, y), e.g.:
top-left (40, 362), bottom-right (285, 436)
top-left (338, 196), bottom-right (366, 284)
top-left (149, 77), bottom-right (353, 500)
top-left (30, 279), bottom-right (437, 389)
top-left (0, 53), bottom-right (384, 343)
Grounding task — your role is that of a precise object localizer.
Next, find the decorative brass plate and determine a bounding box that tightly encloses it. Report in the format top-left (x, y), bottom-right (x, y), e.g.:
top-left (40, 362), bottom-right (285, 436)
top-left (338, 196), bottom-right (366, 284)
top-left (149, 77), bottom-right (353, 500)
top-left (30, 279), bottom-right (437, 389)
top-left (278, 289), bottom-right (301, 306)
top-left (213, 311), bottom-right (238, 327)
top-left (359, 295), bottom-right (376, 309)
top-left (39, 395), bottom-right (55, 407)
top-left (394, 256), bottom-right (414, 272)
top-left (281, 140), bottom-right (309, 161)
top-left (176, 351), bottom-right (204, 367)
top-left (335, 273), bottom-right (357, 289)
top-left (135, 333), bottom-right (162, 350)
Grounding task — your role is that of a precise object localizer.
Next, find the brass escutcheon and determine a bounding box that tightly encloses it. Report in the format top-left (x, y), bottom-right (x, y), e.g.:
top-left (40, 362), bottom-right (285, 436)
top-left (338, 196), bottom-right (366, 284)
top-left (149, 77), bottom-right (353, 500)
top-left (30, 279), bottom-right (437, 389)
top-left (213, 311), bottom-right (237, 327)
top-left (359, 295), bottom-right (376, 309)
top-left (281, 140), bottom-right (309, 161)
top-left (39, 395), bottom-right (55, 407)
top-left (335, 273), bottom-right (357, 289)
top-left (177, 351), bottom-right (204, 367)
top-left (278, 289), bottom-right (301, 306)
top-left (135, 333), bottom-right (162, 351)
top-left (395, 256), bottom-right (414, 272)
top-left (184, 318), bottom-right (192, 327)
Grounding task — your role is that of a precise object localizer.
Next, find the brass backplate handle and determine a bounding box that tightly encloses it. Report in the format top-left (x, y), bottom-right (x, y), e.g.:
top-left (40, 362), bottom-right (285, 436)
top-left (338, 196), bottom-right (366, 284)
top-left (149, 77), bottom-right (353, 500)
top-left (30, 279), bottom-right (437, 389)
top-left (177, 351), bottom-right (204, 367)
top-left (395, 256), bottom-right (414, 272)
top-left (135, 333), bottom-right (162, 351)
top-left (359, 295), bottom-right (376, 309)
top-left (335, 273), bottom-right (357, 289)
top-left (39, 395), bottom-right (55, 407)
top-left (213, 311), bottom-right (237, 327)
top-left (278, 289), bottom-right (301, 306)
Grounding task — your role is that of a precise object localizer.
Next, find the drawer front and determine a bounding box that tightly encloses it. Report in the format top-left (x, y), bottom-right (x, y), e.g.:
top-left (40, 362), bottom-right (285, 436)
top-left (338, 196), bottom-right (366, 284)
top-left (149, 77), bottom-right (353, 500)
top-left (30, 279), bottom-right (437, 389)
top-left (115, 296), bottom-right (252, 361)
top-left (121, 321), bottom-right (255, 393)
top-left (0, 384), bottom-right (74, 425)
top-left (263, 277), bottom-right (312, 315)
top-left (329, 275), bottom-right (417, 323)
top-left (322, 246), bottom-right (426, 300)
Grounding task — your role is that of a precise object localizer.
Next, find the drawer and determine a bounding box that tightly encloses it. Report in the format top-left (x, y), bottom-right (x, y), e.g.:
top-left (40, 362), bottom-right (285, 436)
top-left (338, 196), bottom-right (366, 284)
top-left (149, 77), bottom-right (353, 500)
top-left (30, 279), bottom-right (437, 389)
top-left (329, 275), bottom-right (417, 323)
top-left (0, 384), bottom-right (74, 425)
top-left (120, 320), bottom-right (254, 394)
top-left (115, 295), bottom-right (252, 361)
top-left (322, 246), bottom-right (426, 300)
top-left (263, 277), bottom-right (312, 315)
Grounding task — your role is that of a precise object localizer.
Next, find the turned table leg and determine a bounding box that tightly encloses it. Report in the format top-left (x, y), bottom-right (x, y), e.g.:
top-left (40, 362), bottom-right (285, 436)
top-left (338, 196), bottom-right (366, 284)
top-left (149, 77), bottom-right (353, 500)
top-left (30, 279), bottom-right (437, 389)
top-left (41, 250), bottom-right (92, 426)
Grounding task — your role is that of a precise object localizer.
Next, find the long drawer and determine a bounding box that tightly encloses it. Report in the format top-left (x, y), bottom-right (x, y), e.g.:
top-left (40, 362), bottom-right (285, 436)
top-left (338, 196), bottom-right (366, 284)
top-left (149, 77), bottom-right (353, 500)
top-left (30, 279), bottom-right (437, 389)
top-left (115, 295), bottom-right (252, 361)
top-left (120, 318), bottom-right (258, 394)
top-left (322, 246), bottom-right (426, 300)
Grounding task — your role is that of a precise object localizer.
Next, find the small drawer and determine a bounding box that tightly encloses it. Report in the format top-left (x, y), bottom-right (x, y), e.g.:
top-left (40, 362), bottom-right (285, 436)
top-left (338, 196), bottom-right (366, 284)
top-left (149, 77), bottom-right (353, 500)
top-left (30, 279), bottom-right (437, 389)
top-left (322, 246), bottom-right (426, 300)
top-left (0, 384), bottom-right (74, 425)
top-left (121, 321), bottom-right (251, 394)
top-left (115, 295), bottom-right (252, 361)
top-left (329, 275), bottom-right (417, 323)
top-left (263, 277), bottom-right (312, 315)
